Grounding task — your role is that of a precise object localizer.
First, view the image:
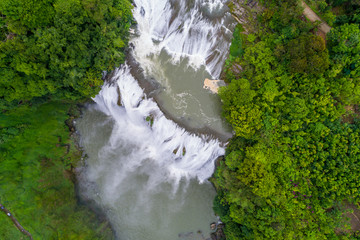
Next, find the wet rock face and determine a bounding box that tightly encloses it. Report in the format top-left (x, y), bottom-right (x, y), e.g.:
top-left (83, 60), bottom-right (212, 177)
top-left (210, 224), bottom-right (226, 240)
top-left (117, 86), bottom-right (122, 106)
top-left (177, 224), bottom-right (226, 240)
top-left (229, 0), bottom-right (261, 27)
top-left (140, 6), bottom-right (145, 16)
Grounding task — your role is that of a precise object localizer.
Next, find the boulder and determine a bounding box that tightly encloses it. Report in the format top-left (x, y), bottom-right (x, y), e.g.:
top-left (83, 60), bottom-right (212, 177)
top-left (203, 79), bottom-right (226, 94)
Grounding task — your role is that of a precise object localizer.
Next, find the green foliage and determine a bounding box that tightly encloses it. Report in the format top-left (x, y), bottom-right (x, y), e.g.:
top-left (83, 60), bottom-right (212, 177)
top-left (0, 1), bottom-right (133, 238)
top-left (146, 115), bottom-right (154, 127)
top-left (0, 0), bottom-right (54, 32)
top-left (215, 0), bottom-right (360, 239)
top-left (326, 23), bottom-right (360, 104)
top-left (0, 0), bottom-right (133, 105)
top-left (304, 0), bottom-right (336, 26)
top-left (323, 11), bottom-right (337, 26)
top-left (331, 0), bottom-right (360, 25)
top-left (328, 23), bottom-right (360, 78)
top-left (263, 0), bottom-right (304, 34)
top-left (0, 102), bottom-right (113, 239)
top-left (0, 0), bottom-right (130, 238)
top-left (229, 24), bottom-right (245, 57)
top-left (219, 78), bottom-right (262, 139)
top-left (287, 34), bottom-right (330, 75)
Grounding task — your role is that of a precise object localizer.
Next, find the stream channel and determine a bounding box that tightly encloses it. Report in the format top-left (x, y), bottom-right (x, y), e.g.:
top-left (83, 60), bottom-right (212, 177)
top-left (76, 0), bottom-right (235, 239)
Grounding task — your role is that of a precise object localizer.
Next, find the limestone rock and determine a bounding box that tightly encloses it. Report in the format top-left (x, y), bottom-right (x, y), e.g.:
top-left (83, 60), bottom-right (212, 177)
top-left (203, 78), bottom-right (226, 94)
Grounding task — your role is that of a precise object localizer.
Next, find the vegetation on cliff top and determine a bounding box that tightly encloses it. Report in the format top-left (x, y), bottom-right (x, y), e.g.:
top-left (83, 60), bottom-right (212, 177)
top-left (0, 102), bottom-right (114, 239)
top-left (0, 0), bottom-right (133, 108)
top-left (214, 0), bottom-right (360, 239)
top-left (0, 0), bottom-right (132, 238)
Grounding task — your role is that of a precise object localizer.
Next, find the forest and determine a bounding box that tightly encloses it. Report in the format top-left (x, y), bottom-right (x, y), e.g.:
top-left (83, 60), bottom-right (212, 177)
top-left (213, 0), bottom-right (360, 239)
top-left (2, 0), bottom-right (360, 239)
top-left (0, 0), bottom-right (132, 238)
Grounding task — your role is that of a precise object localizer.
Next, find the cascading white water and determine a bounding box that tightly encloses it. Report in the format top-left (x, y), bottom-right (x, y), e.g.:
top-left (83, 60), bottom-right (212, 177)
top-left (132, 0), bottom-right (233, 78)
top-left (130, 0), bottom-right (234, 134)
top-left (77, 0), bottom-right (234, 239)
top-left (93, 66), bottom-right (224, 185)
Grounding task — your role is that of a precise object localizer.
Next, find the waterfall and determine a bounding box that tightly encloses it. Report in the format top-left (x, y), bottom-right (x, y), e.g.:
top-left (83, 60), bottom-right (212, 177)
top-left (93, 66), bottom-right (224, 185)
top-left (77, 0), bottom-right (234, 239)
top-left (132, 0), bottom-right (233, 78)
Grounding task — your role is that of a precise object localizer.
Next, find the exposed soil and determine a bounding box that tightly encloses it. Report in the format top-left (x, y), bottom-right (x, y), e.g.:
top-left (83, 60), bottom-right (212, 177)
top-left (336, 203), bottom-right (360, 234)
top-left (346, 204), bottom-right (360, 232)
top-left (342, 105), bottom-right (360, 124)
top-left (301, 1), bottom-right (331, 40)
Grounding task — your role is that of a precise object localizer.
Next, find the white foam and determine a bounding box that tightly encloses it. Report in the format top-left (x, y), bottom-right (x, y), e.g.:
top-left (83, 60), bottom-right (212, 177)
top-left (202, 0), bottom-right (224, 13)
top-left (93, 66), bottom-right (225, 186)
top-left (131, 0), bottom-right (233, 78)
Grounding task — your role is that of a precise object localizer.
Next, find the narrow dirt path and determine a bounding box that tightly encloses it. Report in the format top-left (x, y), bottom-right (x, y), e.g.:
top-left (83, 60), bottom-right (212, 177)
top-left (345, 203), bottom-right (360, 232)
top-left (0, 203), bottom-right (33, 239)
top-left (301, 1), bottom-right (331, 34)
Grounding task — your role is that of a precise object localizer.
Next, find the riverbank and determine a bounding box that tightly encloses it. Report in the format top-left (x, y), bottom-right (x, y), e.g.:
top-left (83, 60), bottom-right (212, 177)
top-left (0, 101), bottom-right (115, 239)
top-left (0, 0), bottom-right (134, 238)
top-left (124, 48), bottom-right (233, 143)
top-left (213, 0), bottom-right (360, 239)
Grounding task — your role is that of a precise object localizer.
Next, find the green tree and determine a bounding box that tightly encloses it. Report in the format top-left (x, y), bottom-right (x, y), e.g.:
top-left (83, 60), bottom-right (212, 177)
top-left (287, 35), bottom-right (330, 75)
top-left (214, 1), bottom-right (360, 239)
top-left (0, 0), bottom-right (133, 106)
top-left (328, 23), bottom-right (360, 78)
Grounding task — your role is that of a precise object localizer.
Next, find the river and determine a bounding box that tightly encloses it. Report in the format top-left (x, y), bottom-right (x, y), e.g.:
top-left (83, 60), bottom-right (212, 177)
top-left (76, 0), bottom-right (234, 239)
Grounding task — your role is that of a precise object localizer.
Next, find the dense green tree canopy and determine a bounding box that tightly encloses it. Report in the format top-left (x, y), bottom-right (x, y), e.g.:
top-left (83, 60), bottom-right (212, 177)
top-left (215, 1), bottom-right (360, 239)
top-left (0, 102), bottom-right (115, 239)
top-left (328, 23), bottom-right (360, 78)
top-left (287, 35), bottom-right (329, 75)
top-left (0, 0), bottom-right (133, 238)
top-left (0, 0), bottom-right (133, 105)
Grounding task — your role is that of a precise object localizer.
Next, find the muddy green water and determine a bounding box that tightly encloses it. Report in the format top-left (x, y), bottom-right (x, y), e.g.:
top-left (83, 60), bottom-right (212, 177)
top-left (76, 0), bottom-right (234, 239)
top-left (77, 109), bottom-right (217, 240)
top-left (141, 49), bottom-right (232, 138)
